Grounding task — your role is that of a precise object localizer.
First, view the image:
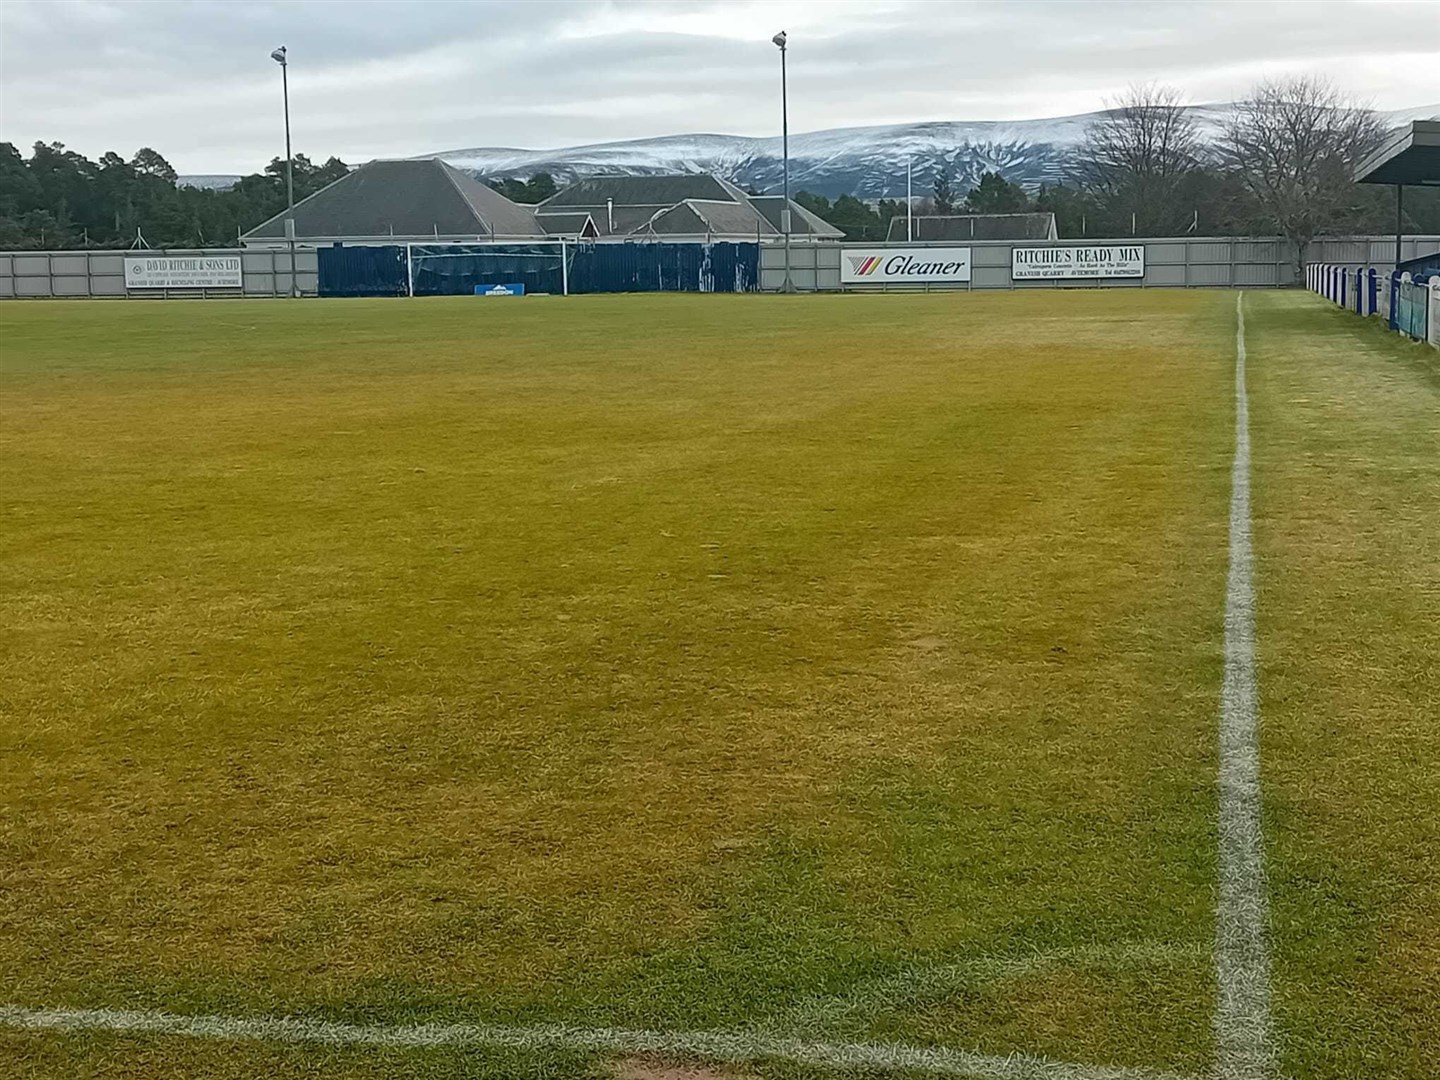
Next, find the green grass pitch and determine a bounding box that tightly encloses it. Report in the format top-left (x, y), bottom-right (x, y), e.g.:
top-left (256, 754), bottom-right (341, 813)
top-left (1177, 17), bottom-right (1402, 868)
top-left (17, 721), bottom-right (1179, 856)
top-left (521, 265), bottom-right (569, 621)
top-left (0, 290), bottom-right (1435, 1079)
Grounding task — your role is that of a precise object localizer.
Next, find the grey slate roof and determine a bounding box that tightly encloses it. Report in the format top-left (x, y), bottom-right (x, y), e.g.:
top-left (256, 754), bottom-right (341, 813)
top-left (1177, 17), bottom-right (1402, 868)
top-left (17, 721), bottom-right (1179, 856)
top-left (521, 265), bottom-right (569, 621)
top-left (535, 212), bottom-right (598, 238)
top-left (885, 213), bottom-right (1058, 243)
top-left (537, 174), bottom-right (843, 240)
top-left (690, 200), bottom-right (779, 237)
top-left (245, 159), bottom-right (545, 240)
top-left (642, 203), bottom-right (710, 236)
top-left (541, 174), bottom-right (750, 211)
top-left (747, 196), bottom-right (846, 239)
top-left (538, 204), bottom-right (660, 237)
top-left (644, 200), bottom-right (779, 238)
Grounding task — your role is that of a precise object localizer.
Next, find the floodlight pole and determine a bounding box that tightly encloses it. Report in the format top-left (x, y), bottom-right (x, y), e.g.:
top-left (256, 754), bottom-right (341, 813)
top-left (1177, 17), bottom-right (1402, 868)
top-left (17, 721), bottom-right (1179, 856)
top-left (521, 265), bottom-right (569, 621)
top-left (773, 31), bottom-right (795, 293)
top-left (273, 45), bottom-right (297, 297)
top-left (1395, 185), bottom-right (1404, 267)
top-left (906, 157), bottom-right (913, 241)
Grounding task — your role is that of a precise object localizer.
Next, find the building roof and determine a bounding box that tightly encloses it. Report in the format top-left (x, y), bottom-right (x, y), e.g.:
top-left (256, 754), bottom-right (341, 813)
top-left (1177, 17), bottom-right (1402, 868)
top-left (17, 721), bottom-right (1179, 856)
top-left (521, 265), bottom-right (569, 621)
top-left (245, 158), bottom-right (545, 240)
top-left (541, 174), bottom-right (750, 211)
top-left (535, 212), bottom-right (598, 238)
top-left (641, 202), bottom-right (710, 236)
top-left (536, 174), bottom-right (842, 240)
top-left (1355, 120), bottom-right (1440, 186)
top-left (643, 199), bottom-right (779, 238)
top-left (538, 203), bottom-right (661, 237)
top-left (747, 196), bottom-right (846, 239)
top-left (885, 213), bottom-right (1058, 243)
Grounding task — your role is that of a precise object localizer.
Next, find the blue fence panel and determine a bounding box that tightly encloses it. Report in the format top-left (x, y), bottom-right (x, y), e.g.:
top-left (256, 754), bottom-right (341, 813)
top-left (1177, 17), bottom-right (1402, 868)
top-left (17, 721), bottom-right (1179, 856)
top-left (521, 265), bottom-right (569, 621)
top-left (568, 243), bottom-right (758, 294)
top-left (317, 245), bottom-right (407, 297)
top-left (410, 244), bottom-right (564, 296)
top-left (318, 242), bottom-right (761, 298)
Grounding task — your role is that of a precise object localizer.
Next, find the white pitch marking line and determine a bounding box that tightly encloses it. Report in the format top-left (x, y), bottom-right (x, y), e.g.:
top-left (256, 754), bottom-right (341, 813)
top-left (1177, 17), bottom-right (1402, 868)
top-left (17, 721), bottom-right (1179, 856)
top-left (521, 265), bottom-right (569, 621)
top-left (0, 1005), bottom-right (1198, 1080)
top-left (781, 941), bottom-right (1208, 1032)
top-left (1214, 292), bottom-right (1273, 1080)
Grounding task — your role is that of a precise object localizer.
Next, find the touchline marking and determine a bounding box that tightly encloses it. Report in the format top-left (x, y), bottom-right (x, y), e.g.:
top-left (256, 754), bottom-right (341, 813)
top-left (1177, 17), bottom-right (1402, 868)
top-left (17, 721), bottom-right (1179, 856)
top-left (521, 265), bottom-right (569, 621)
top-left (1214, 292), bottom-right (1273, 1080)
top-left (781, 941), bottom-right (1208, 1033)
top-left (0, 1005), bottom-right (1197, 1080)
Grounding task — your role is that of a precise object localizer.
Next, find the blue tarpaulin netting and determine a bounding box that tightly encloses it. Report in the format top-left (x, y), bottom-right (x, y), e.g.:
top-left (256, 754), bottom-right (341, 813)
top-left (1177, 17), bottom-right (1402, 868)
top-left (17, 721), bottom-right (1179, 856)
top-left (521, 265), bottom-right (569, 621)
top-left (316, 245), bottom-right (407, 297)
top-left (409, 244), bottom-right (566, 296)
top-left (569, 242), bottom-right (759, 293)
top-left (317, 242), bottom-right (761, 297)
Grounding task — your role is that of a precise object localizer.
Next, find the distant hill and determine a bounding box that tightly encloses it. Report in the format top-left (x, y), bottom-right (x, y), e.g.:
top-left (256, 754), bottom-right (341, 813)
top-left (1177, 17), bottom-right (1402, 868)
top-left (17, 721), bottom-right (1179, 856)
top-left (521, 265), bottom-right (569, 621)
top-left (179, 104), bottom-right (1437, 198)
top-left (179, 175), bottom-right (242, 191)
top-left (423, 104), bottom-right (1438, 199)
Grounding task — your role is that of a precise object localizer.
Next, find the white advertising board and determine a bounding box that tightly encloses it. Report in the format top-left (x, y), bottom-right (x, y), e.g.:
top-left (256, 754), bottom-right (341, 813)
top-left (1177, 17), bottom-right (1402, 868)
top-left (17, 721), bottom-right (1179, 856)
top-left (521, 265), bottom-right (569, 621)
top-left (1011, 245), bottom-right (1145, 280)
top-left (841, 247), bottom-right (972, 284)
top-left (124, 255), bottom-right (243, 289)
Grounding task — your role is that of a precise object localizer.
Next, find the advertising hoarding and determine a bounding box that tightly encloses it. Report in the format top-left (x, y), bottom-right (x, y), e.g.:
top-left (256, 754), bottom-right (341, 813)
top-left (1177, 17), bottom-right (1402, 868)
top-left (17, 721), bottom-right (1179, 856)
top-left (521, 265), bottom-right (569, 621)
top-left (124, 255), bottom-right (244, 289)
top-left (841, 247), bottom-right (972, 284)
top-left (1011, 246), bottom-right (1145, 280)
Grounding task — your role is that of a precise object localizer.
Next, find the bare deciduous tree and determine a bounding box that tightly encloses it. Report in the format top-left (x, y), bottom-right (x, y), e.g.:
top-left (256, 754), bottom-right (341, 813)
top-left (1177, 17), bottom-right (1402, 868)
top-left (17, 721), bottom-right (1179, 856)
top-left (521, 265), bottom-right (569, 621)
top-left (1221, 76), bottom-right (1388, 270)
top-left (1072, 83), bottom-right (1205, 235)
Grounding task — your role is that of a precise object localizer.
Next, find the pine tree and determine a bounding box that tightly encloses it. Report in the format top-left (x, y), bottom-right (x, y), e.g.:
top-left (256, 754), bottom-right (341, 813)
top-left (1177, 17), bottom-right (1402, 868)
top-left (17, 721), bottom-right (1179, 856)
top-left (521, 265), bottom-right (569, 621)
top-left (963, 172), bottom-right (1031, 214)
top-left (931, 161), bottom-right (955, 215)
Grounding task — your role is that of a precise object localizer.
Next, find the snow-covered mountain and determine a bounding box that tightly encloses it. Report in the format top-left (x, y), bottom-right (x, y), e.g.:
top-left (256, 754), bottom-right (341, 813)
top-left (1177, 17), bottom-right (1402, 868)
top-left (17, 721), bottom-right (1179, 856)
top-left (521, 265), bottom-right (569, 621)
top-left (178, 174), bottom-right (243, 190)
top-left (178, 104), bottom-right (1435, 196)
top-left (425, 104), bottom-right (1438, 199)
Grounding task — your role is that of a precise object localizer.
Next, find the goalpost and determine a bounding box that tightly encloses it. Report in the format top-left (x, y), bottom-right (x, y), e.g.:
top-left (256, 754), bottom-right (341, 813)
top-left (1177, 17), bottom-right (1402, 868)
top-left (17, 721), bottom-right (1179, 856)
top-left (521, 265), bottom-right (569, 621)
top-left (403, 241), bottom-right (573, 297)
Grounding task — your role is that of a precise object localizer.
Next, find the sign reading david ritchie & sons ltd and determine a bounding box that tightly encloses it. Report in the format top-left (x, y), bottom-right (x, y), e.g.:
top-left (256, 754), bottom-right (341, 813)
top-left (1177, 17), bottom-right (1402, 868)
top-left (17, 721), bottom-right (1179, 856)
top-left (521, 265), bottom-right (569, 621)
top-left (841, 247), bottom-right (972, 285)
top-left (124, 255), bottom-right (244, 290)
top-left (1011, 245), bottom-right (1145, 280)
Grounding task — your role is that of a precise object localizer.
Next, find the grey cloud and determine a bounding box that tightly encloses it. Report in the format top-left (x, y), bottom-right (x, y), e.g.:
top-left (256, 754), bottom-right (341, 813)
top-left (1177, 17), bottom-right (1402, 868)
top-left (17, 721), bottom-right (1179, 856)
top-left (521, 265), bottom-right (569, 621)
top-left (1, 0), bottom-right (1434, 172)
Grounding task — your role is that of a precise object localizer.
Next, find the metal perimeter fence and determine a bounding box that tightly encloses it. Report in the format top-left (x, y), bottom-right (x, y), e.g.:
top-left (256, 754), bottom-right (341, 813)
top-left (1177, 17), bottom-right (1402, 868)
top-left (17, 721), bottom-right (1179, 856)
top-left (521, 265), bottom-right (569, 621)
top-left (0, 248), bottom-right (316, 299)
top-left (5, 236), bottom-right (1439, 301)
top-left (0, 243), bottom-right (758, 299)
top-left (760, 236), bottom-right (1440, 291)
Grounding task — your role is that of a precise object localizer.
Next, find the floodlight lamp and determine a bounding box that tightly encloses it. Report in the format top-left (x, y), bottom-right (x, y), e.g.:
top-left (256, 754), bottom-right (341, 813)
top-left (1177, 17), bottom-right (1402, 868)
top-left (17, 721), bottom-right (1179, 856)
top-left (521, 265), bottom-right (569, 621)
top-left (771, 31), bottom-right (786, 49)
top-left (271, 46), bottom-right (287, 65)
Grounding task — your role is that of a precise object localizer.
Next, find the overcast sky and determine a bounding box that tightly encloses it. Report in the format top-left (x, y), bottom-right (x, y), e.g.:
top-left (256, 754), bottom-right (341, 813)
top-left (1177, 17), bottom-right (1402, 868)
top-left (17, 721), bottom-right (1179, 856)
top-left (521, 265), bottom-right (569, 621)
top-left (1, 0), bottom-right (1436, 174)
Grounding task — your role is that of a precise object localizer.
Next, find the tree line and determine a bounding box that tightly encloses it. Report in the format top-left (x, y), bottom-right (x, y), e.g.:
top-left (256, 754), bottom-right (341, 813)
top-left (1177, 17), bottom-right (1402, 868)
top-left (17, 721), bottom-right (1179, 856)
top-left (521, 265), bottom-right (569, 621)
top-left (0, 142), bottom-right (350, 250)
top-left (797, 77), bottom-right (1437, 265)
top-left (795, 171), bottom-right (1044, 243)
top-left (1, 76), bottom-right (1432, 257)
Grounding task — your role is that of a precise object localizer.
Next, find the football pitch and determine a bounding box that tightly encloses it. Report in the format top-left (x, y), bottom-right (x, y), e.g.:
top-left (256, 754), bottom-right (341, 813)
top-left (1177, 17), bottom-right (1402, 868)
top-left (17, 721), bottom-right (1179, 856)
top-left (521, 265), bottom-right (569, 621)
top-left (1, 290), bottom-right (1435, 1079)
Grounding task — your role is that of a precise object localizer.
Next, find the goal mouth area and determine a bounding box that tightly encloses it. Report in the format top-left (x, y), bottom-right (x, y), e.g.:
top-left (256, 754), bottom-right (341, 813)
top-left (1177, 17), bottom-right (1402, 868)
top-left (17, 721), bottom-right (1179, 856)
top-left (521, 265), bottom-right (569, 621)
top-left (407, 243), bottom-right (570, 297)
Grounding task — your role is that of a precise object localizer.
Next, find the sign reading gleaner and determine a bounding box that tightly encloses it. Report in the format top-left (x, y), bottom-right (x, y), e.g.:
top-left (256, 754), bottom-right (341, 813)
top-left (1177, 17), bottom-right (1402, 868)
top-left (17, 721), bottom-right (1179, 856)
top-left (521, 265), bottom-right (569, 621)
top-left (1011, 245), bottom-right (1145, 280)
top-left (124, 255), bottom-right (244, 289)
top-left (841, 247), bottom-right (972, 284)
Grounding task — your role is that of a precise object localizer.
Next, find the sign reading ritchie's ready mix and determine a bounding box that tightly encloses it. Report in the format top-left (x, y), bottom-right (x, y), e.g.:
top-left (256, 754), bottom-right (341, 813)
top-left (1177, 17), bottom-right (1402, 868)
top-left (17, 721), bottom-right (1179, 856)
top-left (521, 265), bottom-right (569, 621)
top-left (1011, 245), bottom-right (1145, 280)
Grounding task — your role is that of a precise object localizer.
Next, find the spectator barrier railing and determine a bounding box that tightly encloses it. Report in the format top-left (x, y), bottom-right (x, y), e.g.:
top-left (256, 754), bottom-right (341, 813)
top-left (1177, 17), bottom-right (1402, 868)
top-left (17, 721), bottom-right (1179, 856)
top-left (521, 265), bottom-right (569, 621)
top-left (1307, 261), bottom-right (1435, 347)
